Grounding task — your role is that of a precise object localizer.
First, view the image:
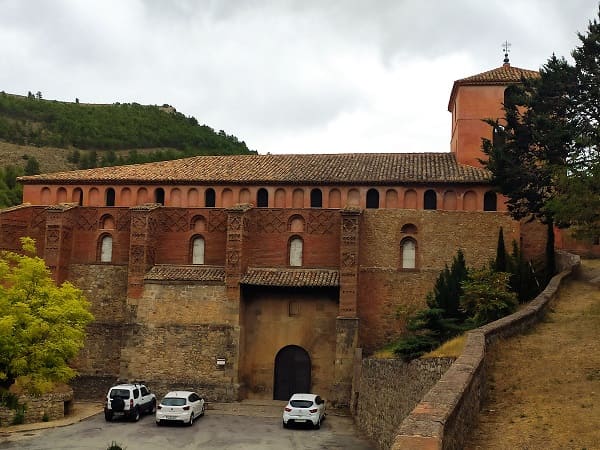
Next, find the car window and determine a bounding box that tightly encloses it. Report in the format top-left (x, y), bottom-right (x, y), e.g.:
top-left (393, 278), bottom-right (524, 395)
top-left (133, 389), bottom-right (139, 399)
top-left (315, 396), bottom-right (322, 404)
top-left (141, 387), bottom-right (149, 396)
top-left (290, 400), bottom-right (313, 408)
top-left (161, 397), bottom-right (186, 406)
top-left (109, 389), bottom-right (130, 399)
top-left (189, 393), bottom-right (199, 402)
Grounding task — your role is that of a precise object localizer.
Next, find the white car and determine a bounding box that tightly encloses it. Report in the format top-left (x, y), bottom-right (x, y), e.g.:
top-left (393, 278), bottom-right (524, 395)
top-left (282, 393), bottom-right (326, 429)
top-left (155, 391), bottom-right (205, 426)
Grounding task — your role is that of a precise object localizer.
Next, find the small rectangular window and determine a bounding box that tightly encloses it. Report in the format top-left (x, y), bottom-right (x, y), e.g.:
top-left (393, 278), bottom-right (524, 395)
top-left (289, 301), bottom-right (299, 316)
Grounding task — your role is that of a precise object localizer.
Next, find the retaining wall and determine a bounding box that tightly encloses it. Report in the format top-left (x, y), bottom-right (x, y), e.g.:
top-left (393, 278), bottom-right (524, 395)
top-left (391, 251), bottom-right (580, 449)
top-left (0, 388), bottom-right (73, 427)
top-left (353, 358), bottom-right (454, 450)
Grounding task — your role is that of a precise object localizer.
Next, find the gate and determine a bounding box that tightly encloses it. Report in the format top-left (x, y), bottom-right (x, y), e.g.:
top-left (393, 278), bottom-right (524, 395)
top-left (273, 345), bottom-right (311, 400)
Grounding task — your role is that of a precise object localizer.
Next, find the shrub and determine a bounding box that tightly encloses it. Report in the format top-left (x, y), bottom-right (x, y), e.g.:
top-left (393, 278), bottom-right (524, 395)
top-left (460, 269), bottom-right (518, 327)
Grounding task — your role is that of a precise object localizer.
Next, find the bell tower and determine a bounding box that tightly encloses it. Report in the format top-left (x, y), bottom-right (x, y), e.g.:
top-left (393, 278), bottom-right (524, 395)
top-left (448, 46), bottom-right (538, 168)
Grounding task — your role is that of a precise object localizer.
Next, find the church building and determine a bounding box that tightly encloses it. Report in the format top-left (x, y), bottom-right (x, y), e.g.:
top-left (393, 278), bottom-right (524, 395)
top-left (1, 60), bottom-right (547, 406)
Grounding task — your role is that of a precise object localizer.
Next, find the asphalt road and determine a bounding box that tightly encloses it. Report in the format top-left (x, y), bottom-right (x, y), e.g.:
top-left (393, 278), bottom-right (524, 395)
top-left (0, 411), bottom-right (374, 450)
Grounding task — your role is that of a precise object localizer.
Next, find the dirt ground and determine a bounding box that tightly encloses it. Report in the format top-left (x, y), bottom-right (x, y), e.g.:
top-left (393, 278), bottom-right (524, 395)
top-left (464, 259), bottom-right (600, 450)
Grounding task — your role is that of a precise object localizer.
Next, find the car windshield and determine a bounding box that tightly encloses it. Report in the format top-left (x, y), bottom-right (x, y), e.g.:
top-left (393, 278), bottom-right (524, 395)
top-left (161, 397), bottom-right (186, 406)
top-left (109, 389), bottom-right (130, 399)
top-left (290, 400), bottom-right (314, 408)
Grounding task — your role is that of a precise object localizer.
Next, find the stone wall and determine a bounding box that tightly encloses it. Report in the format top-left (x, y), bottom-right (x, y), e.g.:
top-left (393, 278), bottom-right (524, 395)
top-left (120, 282), bottom-right (239, 401)
top-left (392, 251), bottom-right (580, 450)
top-left (358, 209), bottom-right (520, 354)
top-left (68, 264), bottom-right (129, 376)
top-left (353, 358), bottom-right (454, 450)
top-left (0, 388), bottom-right (73, 427)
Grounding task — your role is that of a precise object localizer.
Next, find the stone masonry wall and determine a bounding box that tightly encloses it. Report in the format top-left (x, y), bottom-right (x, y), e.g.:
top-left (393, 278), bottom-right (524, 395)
top-left (358, 209), bottom-right (519, 354)
top-left (0, 388), bottom-right (73, 427)
top-left (392, 251), bottom-right (580, 450)
top-left (120, 282), bottom-right (239, 401)
top-left (353, 358), bottom-right (454, 450)
top-left (68, 264), bottom-right (129, 376)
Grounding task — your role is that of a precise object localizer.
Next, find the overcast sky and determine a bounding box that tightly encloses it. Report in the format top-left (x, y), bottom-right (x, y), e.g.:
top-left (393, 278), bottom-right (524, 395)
top-left (1, 1), bottom-right (598, 155)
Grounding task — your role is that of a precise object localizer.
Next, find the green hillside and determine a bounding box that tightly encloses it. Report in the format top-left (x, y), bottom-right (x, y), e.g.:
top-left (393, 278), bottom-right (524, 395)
top-left (0, 91), bottom-right (256, 207)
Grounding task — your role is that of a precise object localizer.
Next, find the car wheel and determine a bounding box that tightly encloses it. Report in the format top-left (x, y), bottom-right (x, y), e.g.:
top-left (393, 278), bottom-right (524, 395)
top-left (200, 404), bottom-right (205, 417)
top-left (314, 418), bottom-right (321, 429)
top-left (132, 407), bottom-right (140, 422)
top-left (282, 420), bottom-right (288, 429)
top-left (156, 420), bottom-right (161, 426)
top-left (188, 413), bottom-right (194, 426)
top-left (104, 411), bottom-right (113, 422)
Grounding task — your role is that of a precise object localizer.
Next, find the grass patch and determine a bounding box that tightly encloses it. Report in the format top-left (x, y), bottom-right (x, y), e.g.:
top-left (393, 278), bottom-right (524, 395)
top-left (422, 335), bottom-right (466, 358)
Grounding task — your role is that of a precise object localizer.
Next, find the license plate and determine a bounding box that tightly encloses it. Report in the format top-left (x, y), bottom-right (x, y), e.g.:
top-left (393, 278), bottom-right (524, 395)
top-left (166, 416), bottom-right (177, 420)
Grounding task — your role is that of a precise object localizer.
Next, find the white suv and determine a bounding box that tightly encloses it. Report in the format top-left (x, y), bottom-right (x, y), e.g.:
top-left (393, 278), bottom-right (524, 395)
top-left (104, 383), bottom-right (157, 422)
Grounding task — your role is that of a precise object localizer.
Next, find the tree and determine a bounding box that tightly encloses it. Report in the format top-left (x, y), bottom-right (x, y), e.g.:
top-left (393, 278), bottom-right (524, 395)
top-left (494, 227), bottom-right (507, 272)
top-left (0, 238), bottom-right (94, 394)
top-left (483, 7), bottom-right (600, 242)
top-left (460, 268), bottom-right (518, 327)
top-left (481, 54), bottom-right (576, 225)
top-left (394, 249), bottom-right (471, 360)
top-left (24, 157), bottom-right (41, 176)
top-left (547, 7), bottom-right (600, 239)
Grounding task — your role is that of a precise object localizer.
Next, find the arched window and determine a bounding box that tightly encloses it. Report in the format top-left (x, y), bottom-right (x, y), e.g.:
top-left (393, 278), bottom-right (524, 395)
top-left (401, 223), bottom-right (417, 234)
top-left (310, 189), bottom-right (322, 208)
top-left (366, 189), bottom-right (379, 209)
top-left (205, 188), bottom-right (216, 207)
top-left (99, 235), bottom-right (113, 263)
top-left (289, 237), bottom-right (303, 267)
top-left (401, 238), bottom-right (416, 269)
top-left (100, 214), bottom-right (115, 230)
top-left (72, 187), bottom-right (83, 206)
top-left (274, 189), bottom-right (286, 207)
top-left (106, 188), bottom-right (115, 206)
top-left (57, 187), bottom-right (67, 203)
top-left (288, 215), bottom-right (305, 232)
top-left (192, 236), bottom-right (205, 264)
top-left (257, 188), bottom-right (269, 207)
top-left (155, 188), bottom-right (165, 205)
top-left (484, 191), bottom-right (497, 211)
top-left (424, 190), bottom-right (437, 210)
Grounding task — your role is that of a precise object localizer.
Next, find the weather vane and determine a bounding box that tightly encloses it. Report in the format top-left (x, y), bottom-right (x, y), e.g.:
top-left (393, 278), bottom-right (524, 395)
top-left (502, 40), bottom-right (511, 64)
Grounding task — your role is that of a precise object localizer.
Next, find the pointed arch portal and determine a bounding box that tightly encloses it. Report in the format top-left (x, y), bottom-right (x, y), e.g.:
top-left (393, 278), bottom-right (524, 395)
top-left (273, 345), bottom-right (311, 400)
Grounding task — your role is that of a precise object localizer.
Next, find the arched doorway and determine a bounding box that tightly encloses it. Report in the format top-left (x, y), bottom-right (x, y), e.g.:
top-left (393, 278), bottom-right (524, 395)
top-left (273, 345), bottom-right (311, 400)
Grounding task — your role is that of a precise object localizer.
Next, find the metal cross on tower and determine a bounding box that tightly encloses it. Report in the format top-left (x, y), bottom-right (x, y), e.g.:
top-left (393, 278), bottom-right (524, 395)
top-left (502, 40), bottom-right (511, 64)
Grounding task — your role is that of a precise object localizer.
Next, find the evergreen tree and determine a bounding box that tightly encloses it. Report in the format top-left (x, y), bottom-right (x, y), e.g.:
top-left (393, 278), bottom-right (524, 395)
top-left (494, 227), bottom-right (507, 272)
top-left (548, 6), bottom-right (600, 239)
top-left (394, 249), bottom-right (471, 360)
top-left (24, 157), bottom-right (40, 175)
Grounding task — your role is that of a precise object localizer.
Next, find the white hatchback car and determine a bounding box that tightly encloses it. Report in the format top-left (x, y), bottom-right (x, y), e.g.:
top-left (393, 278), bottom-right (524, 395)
top-left (282, 393), bottom-right (326, 429)
top-left (155, 391), bottom-right (205, 426)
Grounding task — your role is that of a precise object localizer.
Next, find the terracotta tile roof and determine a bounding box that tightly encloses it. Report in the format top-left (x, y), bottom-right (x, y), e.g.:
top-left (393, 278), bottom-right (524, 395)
top-left (18, 153), bottom-right (491, 185)
top-left (448, 63), bottom-right (539, 111)
top-left (144, 265), bottom-right (225, 283)
top-left (240, 268), bottom-right (339, 287)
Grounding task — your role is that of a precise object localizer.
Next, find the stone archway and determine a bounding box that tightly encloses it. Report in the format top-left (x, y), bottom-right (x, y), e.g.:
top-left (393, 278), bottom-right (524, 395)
top-left (273, 345), bottom-right (311, 400)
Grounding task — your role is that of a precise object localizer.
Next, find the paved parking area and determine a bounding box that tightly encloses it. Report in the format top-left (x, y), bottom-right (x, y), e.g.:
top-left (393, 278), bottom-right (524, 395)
top-left (0, 409), bottom-right (374, 450)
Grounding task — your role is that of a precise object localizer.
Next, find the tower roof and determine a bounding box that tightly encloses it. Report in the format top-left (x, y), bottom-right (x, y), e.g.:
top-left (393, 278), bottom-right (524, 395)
top-left (448, 64), bottom-right (539, 111)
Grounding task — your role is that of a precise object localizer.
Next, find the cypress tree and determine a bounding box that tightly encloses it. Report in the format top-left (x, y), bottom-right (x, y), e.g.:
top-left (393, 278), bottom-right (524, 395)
top-left (494, 227), bottom-right (507, 272)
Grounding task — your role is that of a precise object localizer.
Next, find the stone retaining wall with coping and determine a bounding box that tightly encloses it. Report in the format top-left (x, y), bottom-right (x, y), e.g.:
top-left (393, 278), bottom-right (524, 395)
top-left (391, 251), bottom-right (580, 449)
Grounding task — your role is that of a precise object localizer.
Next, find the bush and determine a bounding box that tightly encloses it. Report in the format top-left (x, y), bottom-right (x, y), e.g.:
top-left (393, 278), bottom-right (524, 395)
top-left (460, 269), bottom-right (518, 327)
top-left (107, 442), bottom-right (126, 450)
